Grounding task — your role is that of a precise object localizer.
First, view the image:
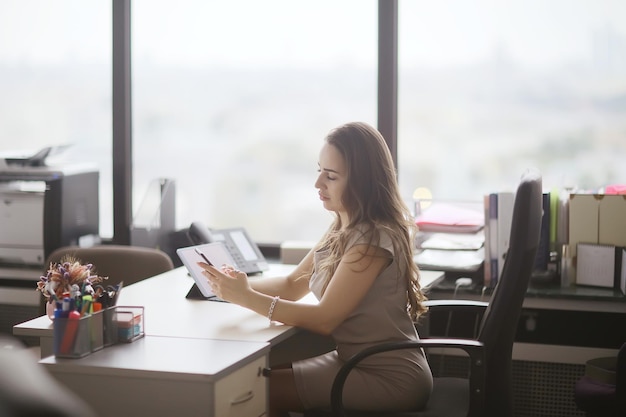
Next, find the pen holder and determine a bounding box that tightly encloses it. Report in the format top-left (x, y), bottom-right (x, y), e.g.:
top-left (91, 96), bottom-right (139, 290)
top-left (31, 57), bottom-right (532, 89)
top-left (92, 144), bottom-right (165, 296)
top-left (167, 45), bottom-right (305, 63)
top-left (103, 306), bottom-right (145, 345)
top-left (54, 312), bottom-right (103, 358)
top-left (102, 306), bottom-right (118, 346)
top-left (90, 309), bottom-right (104, 352)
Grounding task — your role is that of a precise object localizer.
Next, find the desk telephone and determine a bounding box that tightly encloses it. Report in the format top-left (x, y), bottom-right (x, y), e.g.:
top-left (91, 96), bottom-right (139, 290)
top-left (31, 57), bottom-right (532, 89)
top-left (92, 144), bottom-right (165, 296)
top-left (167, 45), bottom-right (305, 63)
top-left (187, 222), bottom-right (269, 275)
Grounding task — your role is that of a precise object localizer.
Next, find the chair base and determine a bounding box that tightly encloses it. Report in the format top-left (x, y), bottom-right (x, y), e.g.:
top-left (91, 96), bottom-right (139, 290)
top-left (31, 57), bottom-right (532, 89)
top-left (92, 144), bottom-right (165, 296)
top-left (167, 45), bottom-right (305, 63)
top-left (303, 377), bottom-right (469, 417)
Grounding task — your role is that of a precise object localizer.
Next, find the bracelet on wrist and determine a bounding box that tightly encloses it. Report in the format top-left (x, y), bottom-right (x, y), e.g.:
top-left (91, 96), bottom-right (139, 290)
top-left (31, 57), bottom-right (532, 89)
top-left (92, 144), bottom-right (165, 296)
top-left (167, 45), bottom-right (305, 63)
top-left (268, 296), bottom-right (280, 323)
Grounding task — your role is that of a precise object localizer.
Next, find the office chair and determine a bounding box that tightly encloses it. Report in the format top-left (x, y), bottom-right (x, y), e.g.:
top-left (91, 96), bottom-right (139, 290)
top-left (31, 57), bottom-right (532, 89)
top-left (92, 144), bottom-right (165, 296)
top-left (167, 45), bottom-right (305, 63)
top-left (40, 245), bottom-right (174, 315)
top-left (574, 342), bottom-right (626, 417)
top-left (0, 335), bottom-right (98, 417)
top-left (304, 168), bottom-right (543, 417)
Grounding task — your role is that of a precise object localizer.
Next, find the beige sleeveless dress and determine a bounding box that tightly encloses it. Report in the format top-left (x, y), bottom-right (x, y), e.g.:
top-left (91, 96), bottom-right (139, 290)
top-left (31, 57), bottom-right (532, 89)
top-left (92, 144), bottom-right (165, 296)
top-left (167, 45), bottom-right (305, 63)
top-left (292, 226), bottom-right (433, 411)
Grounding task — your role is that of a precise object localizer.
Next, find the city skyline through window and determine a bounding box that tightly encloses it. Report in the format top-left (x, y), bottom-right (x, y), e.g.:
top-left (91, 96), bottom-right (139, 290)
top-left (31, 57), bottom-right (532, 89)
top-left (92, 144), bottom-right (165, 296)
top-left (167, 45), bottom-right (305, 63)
top-left (1, 0), bottom-right (624, 242)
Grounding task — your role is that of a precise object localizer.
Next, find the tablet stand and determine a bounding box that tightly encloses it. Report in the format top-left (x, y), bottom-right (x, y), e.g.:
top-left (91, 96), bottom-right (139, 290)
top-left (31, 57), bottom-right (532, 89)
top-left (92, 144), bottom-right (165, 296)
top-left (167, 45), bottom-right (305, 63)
top-left (185, 284), bottom-right (227, 302)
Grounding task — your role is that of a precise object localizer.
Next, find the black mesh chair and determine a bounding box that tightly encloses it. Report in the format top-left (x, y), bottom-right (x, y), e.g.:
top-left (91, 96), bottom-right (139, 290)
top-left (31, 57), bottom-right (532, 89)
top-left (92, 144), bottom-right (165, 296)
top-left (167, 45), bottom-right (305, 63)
top-left (304, 168), bottom-right (543, 417)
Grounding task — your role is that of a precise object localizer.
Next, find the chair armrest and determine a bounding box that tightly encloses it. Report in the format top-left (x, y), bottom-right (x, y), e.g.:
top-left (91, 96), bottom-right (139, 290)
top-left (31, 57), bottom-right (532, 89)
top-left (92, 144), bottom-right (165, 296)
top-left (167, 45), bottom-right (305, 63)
top-left (424, 299), bottom-right (489, 314)
top-left (420, 301), bottom-right (489, 339)
top-left (330, 338), bottom-right (486, 417)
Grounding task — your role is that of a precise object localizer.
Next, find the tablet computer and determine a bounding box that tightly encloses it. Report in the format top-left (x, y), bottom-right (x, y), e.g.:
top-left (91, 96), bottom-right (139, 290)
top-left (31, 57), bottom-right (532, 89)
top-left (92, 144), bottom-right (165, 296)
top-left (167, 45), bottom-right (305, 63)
top-left (176, 242), bottom-right (237, 300)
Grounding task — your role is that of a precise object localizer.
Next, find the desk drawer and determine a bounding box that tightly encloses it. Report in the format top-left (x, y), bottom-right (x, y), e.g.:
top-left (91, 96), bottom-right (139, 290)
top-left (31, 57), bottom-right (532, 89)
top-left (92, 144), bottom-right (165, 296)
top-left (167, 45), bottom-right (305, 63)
top-left (214, 355), bottom-right (267, 417)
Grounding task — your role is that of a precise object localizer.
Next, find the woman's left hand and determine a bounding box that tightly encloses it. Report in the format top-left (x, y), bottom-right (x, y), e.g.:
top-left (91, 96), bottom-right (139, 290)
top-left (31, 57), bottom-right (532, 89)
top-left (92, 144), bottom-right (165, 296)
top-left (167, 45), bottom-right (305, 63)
top-left (198, 262), bottom-right (251, 304)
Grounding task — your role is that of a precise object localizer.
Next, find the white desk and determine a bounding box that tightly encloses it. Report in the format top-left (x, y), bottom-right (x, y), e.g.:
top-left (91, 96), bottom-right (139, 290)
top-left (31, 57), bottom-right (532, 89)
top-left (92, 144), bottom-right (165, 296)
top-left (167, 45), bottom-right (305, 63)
top-left (40, 336), bottom-right (270, 417)
top-left (13, 264), bottom-right (445, 359)
top-left (15, 264), bottom-right (300, 358)
top-left (14, 265), bottom-right (444, 416)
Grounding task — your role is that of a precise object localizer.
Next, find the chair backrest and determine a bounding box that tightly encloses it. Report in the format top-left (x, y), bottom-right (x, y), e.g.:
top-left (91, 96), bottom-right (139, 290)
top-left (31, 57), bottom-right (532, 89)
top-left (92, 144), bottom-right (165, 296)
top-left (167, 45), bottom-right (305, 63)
top-left (40, 245), bottom-right (174, 314)
top-left (477, 168), bottom-right (543, 417)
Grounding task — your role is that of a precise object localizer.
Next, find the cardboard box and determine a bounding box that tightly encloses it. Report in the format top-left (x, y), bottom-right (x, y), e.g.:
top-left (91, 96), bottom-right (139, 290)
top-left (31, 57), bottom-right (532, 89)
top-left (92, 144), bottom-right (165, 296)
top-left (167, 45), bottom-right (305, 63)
top-left (599, 195), bottom-right (626, 247)
top-left (569, 194), bottom-right (626, 258)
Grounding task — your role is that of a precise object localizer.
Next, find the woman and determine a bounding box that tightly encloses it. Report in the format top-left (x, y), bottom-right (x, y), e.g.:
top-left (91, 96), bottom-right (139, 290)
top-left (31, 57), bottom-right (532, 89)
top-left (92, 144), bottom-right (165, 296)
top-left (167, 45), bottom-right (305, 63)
top-left (200, 121), bottom-right (433, 416)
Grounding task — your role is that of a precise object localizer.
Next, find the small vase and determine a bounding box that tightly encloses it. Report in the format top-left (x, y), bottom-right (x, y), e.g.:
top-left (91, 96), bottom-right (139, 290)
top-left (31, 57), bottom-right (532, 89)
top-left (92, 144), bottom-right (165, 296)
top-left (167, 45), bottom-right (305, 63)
top-left (46, 300), bottom-right (56, 320)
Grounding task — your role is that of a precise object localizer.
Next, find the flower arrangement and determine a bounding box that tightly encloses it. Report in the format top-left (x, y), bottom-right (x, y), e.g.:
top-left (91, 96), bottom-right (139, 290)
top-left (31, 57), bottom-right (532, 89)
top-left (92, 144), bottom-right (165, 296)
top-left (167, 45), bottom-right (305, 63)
top-left (37, 256), bottom-right (107, 302)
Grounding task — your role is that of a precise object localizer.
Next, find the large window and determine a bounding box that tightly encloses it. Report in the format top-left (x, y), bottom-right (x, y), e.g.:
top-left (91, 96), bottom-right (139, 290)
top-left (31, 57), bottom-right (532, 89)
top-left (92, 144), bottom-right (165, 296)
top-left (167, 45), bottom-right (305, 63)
top-left (4, 1), bottom-right (624, 245)
top-left (398, 0), bottom-right (626, 203)
top-left (0, 1), bottom-right (112, 234)
top-left (132, 0), bottom-right (378, 243)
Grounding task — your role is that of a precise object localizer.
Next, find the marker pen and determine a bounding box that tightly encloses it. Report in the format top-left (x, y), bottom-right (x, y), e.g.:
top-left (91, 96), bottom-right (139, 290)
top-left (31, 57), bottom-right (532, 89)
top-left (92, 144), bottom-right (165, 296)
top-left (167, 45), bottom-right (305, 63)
top-left (80, 295), bottom-right (93, 316)
top-left (61, 297), bottom-right (71, 319)
top-left (60, 310), bottom-right (81, 355)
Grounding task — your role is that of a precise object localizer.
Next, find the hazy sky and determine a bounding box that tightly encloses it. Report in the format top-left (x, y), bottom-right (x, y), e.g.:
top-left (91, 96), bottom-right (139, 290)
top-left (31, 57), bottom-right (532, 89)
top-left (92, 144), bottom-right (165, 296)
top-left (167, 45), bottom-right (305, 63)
top-left (1, 0), bottom-right (624, 70)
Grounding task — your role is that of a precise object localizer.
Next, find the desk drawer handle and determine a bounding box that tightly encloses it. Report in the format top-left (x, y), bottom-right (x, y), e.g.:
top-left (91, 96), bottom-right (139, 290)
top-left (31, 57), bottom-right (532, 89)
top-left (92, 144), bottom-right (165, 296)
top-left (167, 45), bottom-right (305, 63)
top-left (231, 390), bottom-right (254, 405)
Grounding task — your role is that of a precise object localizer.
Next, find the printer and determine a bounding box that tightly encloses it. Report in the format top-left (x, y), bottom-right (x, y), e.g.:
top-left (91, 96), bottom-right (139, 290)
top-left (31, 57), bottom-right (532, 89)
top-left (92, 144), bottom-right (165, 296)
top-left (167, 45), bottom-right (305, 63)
top-left (0, 150), bottom-right (99, 337)
top-left (0, 149), bottom-right (99, 274)
top-left (0, 170), bottom-right (99, 271)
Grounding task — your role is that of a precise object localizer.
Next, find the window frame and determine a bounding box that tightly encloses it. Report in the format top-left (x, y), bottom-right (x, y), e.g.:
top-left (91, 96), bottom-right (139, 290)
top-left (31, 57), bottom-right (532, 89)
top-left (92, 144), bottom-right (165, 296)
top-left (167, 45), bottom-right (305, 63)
top-left (111, 0), bottom-right (398, 245)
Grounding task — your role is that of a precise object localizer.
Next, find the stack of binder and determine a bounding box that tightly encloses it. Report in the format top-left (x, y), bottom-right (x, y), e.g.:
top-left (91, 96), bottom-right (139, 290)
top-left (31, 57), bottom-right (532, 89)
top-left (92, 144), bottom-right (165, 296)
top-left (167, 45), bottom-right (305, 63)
top-left (483, 192), bottom-right (514, 288)
top-left (414, 201), bottom-right (485, 272)
top-left (483, 190), bottom-right (558, 289)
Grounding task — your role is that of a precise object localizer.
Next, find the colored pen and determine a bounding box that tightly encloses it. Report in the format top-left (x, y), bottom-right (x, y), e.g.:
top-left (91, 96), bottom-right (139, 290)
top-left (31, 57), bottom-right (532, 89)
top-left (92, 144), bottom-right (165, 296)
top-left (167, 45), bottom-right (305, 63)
top-left (80, 295), bottom-right (93, 316)
top-left (62, 297), bottom-right (71, 318)
top-left (60, 310), bottom-right (81, 354)
top-left (194, 248), bottom-right (213, 266)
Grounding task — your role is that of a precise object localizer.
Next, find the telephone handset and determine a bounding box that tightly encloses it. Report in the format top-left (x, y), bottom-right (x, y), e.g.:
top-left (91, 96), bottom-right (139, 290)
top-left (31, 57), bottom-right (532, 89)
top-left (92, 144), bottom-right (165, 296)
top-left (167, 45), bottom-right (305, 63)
top-left (187, 222), bottom-right (269, 275)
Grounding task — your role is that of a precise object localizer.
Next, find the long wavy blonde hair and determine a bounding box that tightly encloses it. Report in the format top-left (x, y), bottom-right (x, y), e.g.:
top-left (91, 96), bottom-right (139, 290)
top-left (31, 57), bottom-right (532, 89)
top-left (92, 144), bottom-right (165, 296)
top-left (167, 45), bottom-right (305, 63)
top-left (314, 122), bottom-right (427, 321)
